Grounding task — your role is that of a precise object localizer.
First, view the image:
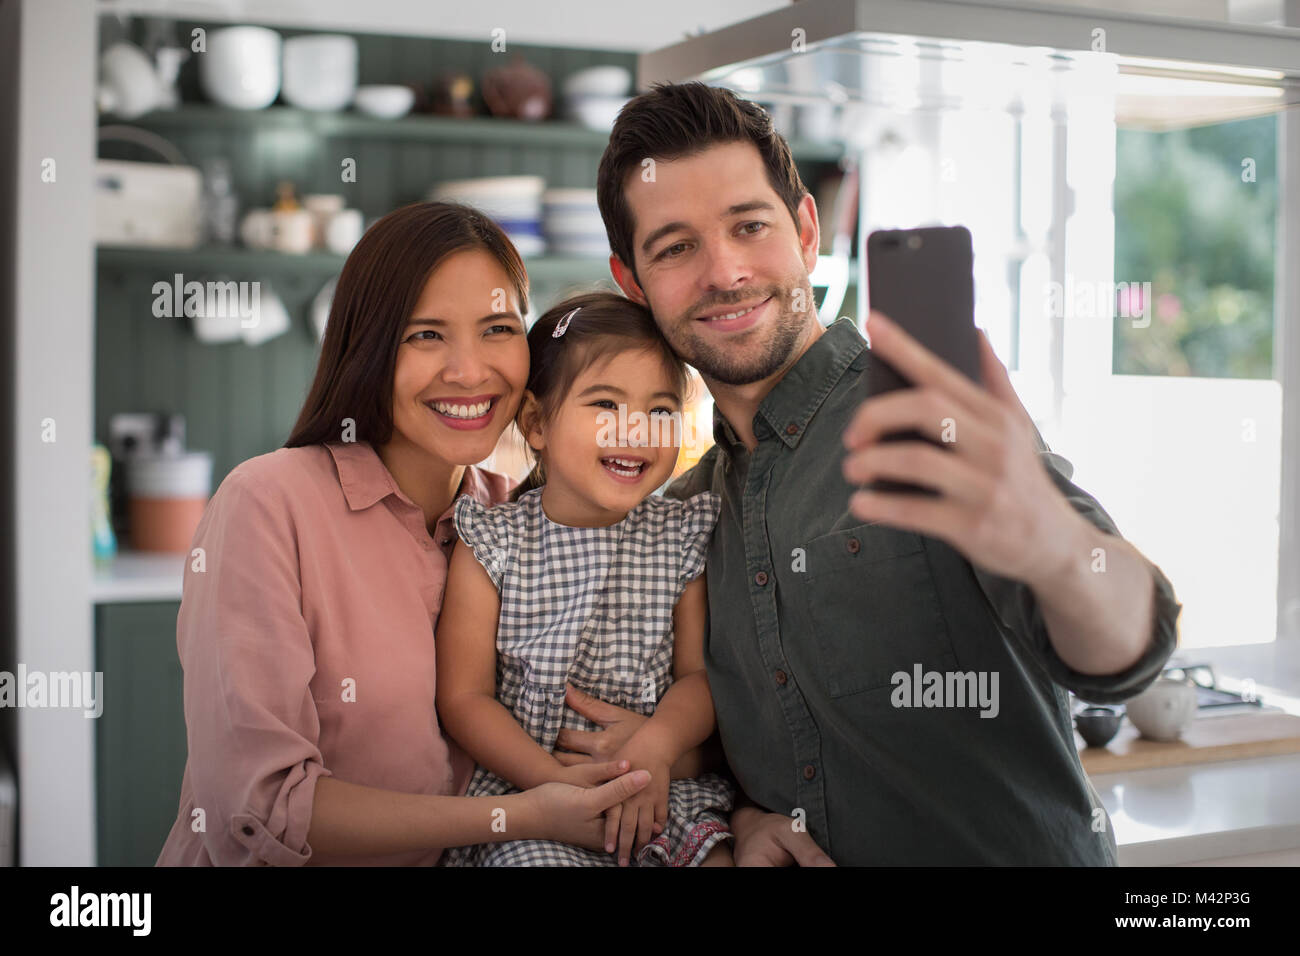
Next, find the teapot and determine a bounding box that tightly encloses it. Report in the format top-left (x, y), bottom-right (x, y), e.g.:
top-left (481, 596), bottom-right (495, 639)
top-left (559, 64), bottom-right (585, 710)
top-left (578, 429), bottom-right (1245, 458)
top-left (1125, 677), bottom-right (1198, 742)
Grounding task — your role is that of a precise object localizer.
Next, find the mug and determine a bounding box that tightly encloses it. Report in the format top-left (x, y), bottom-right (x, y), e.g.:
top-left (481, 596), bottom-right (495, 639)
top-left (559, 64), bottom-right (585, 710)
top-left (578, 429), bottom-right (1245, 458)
top-left (323, 208), bottom-right (364, 255)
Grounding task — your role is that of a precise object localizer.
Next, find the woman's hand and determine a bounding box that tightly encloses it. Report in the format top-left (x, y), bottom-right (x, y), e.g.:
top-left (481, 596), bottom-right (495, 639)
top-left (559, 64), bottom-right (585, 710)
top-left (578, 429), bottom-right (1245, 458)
top-left (551, 758), bottom-right (633, 788)
top-left (518, 769), bottom-right (652, 851)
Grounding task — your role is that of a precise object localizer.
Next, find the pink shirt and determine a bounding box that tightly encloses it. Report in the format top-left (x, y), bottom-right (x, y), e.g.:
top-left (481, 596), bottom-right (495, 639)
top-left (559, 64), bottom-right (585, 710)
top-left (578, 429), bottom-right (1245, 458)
top-left (155, 441), bottom-right (513, 866)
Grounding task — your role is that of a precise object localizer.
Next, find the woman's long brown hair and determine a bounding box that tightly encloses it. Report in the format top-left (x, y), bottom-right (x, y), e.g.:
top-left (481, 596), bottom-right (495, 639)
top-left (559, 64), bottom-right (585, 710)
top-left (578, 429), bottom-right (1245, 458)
top-left (285, 201), bottom-right (529, 448)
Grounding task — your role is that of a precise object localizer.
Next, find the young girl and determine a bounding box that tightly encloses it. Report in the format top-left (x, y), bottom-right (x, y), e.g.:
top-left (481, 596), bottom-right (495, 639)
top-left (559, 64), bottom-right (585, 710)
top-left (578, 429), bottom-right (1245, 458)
top-left (435, 291), bottom-right (734, 867)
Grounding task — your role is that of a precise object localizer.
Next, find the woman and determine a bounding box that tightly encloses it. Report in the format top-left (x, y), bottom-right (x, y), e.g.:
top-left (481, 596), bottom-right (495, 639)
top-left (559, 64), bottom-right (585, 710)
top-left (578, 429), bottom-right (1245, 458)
top-left (156, 202), bottom-right (652, 865)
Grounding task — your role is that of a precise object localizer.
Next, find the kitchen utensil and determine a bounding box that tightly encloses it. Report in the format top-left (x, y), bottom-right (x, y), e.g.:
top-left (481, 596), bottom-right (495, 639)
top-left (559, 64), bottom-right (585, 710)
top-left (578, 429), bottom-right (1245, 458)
top-left (1079, 712), bottom-right (1300, 773)
top-left (242, 283), bottom-right (291, 346)
top-left (97, 42), bottom-right (160, 119)
top-left (200, 26), bottom-right (281, 110)
top-left (354, 84), bottom-right (415, 118)
top-left (240, 208), bottom-right (314, 253)
top-left (189, 277), bottom-right (247, 344)
top-left (561, 65), bottom-right (632, 99)
top-left (128, 452), bottom-right (212, 553)
top-left (431, 176), bottom-right (546, 255)
top-left (563, 94), bottom-right (629, 131)
top-left (200, 157), bottom-right (240, 245)
top-left (431, 72), bottom-right (475, 117)
top-left (282, 34), bottom-right (357, 111)
top-left (323, 208), bottom-right (364, 254)
top-left (95, 159), bottom-right (202, 248)
top-left (481, 56), bottom-right (552, 121)
top-left (1126, 677), bottom-right (1200, 742)
top-left (1074, 706), bottom-right (1123, 747)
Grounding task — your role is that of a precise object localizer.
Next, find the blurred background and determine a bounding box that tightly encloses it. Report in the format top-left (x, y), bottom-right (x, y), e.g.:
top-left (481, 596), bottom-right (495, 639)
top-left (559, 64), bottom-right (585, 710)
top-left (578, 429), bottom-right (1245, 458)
top-left (2, 0), bottom-right (1298, 866)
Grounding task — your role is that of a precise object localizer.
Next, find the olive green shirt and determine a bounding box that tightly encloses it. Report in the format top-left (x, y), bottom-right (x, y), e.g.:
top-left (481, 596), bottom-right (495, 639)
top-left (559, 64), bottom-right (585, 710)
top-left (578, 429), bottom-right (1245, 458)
top-left (664, 317), bottom-right (1183, 865)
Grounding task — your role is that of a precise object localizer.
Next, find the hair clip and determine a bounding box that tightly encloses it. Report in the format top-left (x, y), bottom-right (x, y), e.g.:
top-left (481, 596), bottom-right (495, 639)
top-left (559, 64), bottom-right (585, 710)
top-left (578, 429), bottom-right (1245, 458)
top-left (552, 306), bottom-right (580, 337)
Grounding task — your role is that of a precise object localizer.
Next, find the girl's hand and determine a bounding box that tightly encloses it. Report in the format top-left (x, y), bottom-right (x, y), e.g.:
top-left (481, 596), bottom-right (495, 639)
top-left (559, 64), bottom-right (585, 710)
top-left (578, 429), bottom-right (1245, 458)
top-left (554, 684), bottom-right (647, 762)
top-left (519, 770), bottom-right (652, 852)
top-left (604, 755), bottom-right (671, 865)
top-left (552, 758), bottom-right (632, 788)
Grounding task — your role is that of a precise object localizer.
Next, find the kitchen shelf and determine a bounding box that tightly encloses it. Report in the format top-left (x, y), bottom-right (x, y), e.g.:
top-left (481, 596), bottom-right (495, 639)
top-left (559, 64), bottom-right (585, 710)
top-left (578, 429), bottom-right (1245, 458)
top-left (106, 104), bottom-right (848, 163)
top-left (96, 244), bottom-right (620, 284)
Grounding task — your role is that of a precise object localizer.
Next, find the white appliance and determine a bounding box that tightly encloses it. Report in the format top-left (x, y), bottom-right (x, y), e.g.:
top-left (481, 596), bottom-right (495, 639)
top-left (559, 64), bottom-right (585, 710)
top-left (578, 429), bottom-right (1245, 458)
top-left (94, 159), bottom-right (202, 248)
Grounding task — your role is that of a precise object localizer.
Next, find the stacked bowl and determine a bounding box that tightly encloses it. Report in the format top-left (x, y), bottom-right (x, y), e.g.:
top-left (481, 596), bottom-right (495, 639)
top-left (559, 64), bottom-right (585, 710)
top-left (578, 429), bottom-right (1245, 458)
top-left (542, 189), bottom-right (608, 258)
top-left (429, 176), bottom-right (546, 257)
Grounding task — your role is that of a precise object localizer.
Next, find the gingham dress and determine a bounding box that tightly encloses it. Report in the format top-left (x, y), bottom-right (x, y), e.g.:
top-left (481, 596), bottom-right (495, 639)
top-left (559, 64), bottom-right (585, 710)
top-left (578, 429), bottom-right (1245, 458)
top-left (439, 486), bottom-right (735, 867)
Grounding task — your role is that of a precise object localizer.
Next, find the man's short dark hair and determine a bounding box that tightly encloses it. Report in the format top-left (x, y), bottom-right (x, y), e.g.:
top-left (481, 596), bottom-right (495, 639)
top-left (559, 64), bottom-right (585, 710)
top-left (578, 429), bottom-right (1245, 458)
top-left (596, 81), bottom-right (808, 285)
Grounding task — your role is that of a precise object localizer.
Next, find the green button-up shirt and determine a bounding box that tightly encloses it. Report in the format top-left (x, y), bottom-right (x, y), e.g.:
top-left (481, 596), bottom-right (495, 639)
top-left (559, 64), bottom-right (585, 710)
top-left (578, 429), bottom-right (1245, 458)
top-left (664, 317), bottom-right (1182, 865)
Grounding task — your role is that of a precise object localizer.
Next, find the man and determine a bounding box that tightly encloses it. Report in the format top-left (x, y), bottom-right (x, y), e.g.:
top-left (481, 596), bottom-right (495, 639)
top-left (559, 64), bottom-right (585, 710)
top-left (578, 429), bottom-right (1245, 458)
top-left (593, 82), bottom-right (1183, 865)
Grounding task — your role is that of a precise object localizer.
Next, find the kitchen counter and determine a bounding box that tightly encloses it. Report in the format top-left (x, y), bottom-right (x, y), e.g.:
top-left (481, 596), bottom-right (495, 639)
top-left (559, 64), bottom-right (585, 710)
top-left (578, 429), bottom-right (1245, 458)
top-left (1089, 639), bottom-right (1300, 865)
top-left (91, 551), bottom-right (185, 604)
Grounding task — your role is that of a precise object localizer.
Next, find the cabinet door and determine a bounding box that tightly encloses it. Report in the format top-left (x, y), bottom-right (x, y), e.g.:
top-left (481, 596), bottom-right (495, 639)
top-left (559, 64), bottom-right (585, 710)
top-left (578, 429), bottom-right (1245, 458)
top-left (95, 602), bottom-right (186, 867)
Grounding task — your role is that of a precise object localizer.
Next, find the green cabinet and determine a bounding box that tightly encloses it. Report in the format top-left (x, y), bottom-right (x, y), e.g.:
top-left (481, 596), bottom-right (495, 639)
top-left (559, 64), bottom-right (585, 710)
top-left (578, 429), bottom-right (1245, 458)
top-left (94, 602), bottom-right (187, 866)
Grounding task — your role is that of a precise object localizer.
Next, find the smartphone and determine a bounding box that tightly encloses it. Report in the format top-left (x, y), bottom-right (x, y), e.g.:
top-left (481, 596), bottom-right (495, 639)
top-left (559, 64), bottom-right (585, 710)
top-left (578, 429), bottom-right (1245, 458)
top-left (864, 225), bottom-right (982, 497)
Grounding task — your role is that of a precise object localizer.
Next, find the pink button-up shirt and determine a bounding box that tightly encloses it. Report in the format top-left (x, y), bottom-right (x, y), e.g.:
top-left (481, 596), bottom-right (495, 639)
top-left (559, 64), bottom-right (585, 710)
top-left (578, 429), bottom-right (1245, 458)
top-left (155, 441), bottom-right (513, 866)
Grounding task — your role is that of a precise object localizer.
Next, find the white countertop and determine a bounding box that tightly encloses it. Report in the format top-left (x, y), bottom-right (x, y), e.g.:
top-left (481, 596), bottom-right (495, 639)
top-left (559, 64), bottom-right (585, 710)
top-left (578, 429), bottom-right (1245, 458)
top-left (1089, 640), bottom-right (1300, 865)
top-left (1093, 748), bottom-right (1300, 865)
top-left (91, 551), bottom-right (185, 603)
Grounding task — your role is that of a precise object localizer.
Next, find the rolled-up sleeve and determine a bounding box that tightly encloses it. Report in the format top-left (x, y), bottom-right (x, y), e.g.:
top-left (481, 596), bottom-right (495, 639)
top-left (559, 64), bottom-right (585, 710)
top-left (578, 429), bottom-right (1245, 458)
top-left (177, 468), bottom-right (332, 865)
top-left (972, 428), bottom-right (1184, 705)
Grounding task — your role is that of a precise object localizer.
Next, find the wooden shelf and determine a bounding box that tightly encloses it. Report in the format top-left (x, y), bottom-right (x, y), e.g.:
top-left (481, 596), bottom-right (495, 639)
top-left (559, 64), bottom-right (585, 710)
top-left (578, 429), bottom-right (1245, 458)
top-left (104, 104), bottom-right (847, 163)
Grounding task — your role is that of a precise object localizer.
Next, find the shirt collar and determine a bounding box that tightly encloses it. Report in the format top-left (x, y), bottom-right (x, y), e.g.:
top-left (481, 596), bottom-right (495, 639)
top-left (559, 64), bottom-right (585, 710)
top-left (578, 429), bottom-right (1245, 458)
top-left (711, 317), bottom-right (868, 453)
top-left (324, 441), bottom-right (498, 514)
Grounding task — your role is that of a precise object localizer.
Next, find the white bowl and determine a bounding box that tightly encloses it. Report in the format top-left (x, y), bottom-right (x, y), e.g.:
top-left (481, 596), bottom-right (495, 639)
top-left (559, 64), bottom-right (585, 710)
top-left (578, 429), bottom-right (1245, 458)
top-left (282, 34), bottom-right (357, 112)
top-left (565, 94), bottom-right (629, 131)
top-left (562, 65), bottom-right (632, 99)
top-left (354, 85), bottom-right (414, 119)
top-left (200, 26), bottom-right (281, 110)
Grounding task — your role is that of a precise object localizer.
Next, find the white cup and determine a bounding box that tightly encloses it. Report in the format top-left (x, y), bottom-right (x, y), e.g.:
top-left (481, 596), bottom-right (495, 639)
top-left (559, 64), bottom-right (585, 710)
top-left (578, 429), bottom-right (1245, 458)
top-left (323, 209), bottom-right (364, 255)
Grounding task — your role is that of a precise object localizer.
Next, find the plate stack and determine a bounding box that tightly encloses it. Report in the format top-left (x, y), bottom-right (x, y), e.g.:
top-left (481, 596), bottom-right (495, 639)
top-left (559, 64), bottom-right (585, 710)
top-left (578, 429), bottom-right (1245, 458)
top-left (428, 176), bottom-right (546, 256)
top-left (542, 189), bottom-right (608, 258)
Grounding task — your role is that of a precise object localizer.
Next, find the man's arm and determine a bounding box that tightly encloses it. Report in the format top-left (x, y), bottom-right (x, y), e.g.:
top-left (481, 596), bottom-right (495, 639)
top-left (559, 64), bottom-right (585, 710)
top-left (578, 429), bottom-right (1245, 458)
top-left (972, 440), bottom-right (1184, 704)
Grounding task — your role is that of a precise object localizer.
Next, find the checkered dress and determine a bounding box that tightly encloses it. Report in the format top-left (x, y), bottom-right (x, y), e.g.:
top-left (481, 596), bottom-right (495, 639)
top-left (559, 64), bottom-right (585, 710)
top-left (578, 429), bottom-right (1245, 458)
top-left (439, 487), bottom-right (734, 867)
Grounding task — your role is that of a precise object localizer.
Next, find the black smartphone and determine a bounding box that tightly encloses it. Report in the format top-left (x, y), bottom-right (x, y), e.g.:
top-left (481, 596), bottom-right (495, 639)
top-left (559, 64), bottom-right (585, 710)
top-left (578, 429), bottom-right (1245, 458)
top-left (864, 225), bottom-right (982, 497)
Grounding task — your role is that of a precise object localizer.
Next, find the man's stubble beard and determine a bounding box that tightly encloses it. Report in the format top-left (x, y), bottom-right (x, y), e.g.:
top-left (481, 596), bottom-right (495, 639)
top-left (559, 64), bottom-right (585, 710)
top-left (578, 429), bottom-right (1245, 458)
top-left (662, 281), bottom-right (816, 387)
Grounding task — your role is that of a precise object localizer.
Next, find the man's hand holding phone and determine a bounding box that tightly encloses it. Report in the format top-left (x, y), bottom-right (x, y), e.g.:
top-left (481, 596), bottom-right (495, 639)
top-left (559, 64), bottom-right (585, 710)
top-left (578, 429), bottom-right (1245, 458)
top-left (841, 309), bottom-right (1089, 591)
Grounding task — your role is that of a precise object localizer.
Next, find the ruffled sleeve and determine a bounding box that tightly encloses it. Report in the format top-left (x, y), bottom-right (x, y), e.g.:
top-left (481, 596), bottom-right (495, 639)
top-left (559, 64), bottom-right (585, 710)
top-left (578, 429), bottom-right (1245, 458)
top-left (453, 494), bottom-right (513, 590)
top-left (676, 491), bottom-right (722, 589)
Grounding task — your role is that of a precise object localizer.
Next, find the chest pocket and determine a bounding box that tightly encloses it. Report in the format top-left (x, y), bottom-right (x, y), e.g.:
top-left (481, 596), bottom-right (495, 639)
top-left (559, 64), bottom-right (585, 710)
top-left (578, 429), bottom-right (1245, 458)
top-left (801, 521), bottom-right (957, 698)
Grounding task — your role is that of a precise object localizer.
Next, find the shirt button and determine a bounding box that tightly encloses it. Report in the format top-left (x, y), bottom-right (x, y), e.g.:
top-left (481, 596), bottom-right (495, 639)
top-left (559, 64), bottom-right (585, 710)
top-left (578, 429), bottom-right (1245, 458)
top-left (441, 538), bottom-right (451, 546)
top-left (846, 536), bottom-right (860, 554)
top-left (754, 570), bottom-right (769, 586)
top-left (241, 825), bottom-right (254, 836)
top-left (803, 764), bottom-right (816, 780)
top-left (785, 423), bottom-right (798, 436)
top-left (775, 669), bottom-right (787, 686)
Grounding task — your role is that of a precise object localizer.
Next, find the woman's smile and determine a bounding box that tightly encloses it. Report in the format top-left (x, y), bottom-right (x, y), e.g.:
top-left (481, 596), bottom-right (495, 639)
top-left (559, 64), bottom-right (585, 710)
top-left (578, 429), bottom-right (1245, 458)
top-left (425, 393), bottom-right (501, 430)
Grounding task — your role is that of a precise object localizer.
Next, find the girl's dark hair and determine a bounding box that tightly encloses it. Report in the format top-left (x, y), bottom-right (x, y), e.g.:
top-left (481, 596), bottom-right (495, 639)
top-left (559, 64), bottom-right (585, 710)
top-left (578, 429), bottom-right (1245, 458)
top-left (286, 201), bottom-right (529, 448)
top-left (509, 291), bottom-right (692, 502)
